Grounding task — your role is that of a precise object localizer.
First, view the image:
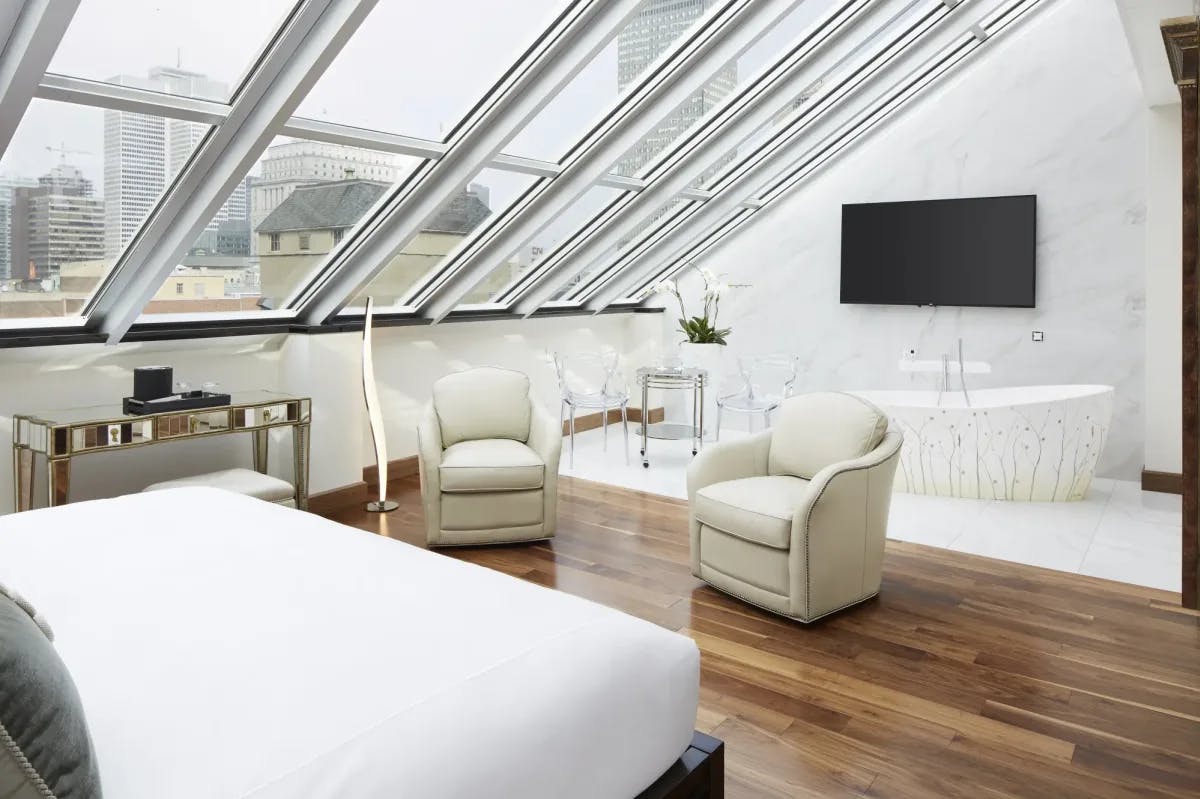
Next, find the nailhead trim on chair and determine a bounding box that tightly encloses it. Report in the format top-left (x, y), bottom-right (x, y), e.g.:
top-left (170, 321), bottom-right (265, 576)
top-left (0, 721), bottom-right (54, 799)
top-left (797, 437), bottom-right (902, 621)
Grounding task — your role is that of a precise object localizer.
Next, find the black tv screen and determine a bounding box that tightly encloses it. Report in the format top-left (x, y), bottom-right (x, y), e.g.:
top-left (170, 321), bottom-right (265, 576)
top-left (840, 195), bottom-right (1036, 308)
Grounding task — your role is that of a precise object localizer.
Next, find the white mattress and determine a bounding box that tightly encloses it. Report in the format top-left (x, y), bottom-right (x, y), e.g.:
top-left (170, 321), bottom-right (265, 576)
top-left (0, 488), bottom-right (699, 799)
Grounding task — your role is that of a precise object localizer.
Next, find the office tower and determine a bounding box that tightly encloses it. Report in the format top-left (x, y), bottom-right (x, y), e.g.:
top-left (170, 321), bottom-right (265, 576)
top-left (103, 67), bottom-right (241, 257)
top-left (10, 164), bottom-right (104, 279)
top-left (615, 0), bottom-right (736, 179)
top-left (0, 176), bottom-right (38, 279)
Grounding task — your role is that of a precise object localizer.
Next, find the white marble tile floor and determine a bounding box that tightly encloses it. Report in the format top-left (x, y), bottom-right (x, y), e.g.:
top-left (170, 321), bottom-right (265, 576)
top-left (558, 426), bottom-right (1182, 592)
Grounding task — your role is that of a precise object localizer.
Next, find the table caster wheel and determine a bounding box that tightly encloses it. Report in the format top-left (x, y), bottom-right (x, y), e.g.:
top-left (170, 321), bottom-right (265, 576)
top-left (642, 461), bottom-right (649, 469)
top-left (692, 449), bottom-right (698, 456)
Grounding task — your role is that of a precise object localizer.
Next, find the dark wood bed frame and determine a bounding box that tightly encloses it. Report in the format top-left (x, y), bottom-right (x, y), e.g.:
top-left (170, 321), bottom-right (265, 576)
top-left (635, 731), bottom-right (724, 799)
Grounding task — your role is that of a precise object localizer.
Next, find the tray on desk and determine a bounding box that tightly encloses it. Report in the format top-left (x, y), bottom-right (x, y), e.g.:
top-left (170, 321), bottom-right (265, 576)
top-left (122, 391), bottom-right (231, 416)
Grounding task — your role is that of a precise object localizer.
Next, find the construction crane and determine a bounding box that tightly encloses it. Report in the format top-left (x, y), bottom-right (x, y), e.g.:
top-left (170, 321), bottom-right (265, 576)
top-left (45, 142), bottom-right (91, 163)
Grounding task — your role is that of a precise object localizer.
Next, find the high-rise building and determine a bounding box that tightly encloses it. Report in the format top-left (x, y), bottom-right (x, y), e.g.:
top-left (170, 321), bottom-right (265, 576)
top-left (103, 67), bottom-right (243, 257)
top-left (249, 140), bottom-right (403, 241)
top-left (0, 176), bottom-right (38, 280)
top-left (9, 164), bottom-right (104, 279)
top-left (615, 0), bottom-right (736, 179)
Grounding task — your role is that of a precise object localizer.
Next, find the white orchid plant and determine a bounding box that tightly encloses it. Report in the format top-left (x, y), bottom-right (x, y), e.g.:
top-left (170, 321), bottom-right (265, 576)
top-left (650, 264), bottom-right (744, 346)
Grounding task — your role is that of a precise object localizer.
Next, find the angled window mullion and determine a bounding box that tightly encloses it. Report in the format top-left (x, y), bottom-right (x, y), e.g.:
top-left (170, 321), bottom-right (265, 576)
top-left (506, 0), bottom-right (886, 316)
top-left (0, 0), bottom-right (79, 158)
top-left (590, 0), bottom-right (1047, 312)
top-left (414, 0), bottom-right (808, 323)
top-left (81, 0), bottom-right (377, 343)
top-left (582, 0), bottom-right (982, 312)
top-left (280, 116), bottom-right (447, 160)
top-left (290, 0), bottom-right (647, 326)
top-left (35, 73), bottom-right (232, 126)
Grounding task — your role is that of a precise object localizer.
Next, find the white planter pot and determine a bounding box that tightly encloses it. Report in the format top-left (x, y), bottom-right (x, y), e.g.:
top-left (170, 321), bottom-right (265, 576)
top-left (678, 342), bottom-right (726, 439)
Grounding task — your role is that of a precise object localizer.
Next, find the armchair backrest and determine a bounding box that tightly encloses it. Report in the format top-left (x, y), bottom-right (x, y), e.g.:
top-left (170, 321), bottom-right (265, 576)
top-left (432, 367), bottom-right (532, 447)
top-left (767, 392), bottom-right (889, 479)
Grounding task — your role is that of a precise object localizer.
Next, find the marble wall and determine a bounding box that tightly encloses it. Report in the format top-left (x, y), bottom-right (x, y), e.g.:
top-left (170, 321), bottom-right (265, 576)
top-left (675, 0), bottom-right (1147, 479)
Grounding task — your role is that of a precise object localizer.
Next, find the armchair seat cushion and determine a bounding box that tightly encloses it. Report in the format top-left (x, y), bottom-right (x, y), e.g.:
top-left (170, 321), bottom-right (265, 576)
top-left (439, 439), bottom-right (545, 493)
top-left (693, 475), bottom-right (810, 550)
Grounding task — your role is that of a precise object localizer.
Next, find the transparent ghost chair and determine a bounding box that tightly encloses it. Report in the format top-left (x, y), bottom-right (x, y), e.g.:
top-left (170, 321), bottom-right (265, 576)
top-left (553, 351), bottom-right (630, 467)
top-left (715, 354), bottom-right (800, 440)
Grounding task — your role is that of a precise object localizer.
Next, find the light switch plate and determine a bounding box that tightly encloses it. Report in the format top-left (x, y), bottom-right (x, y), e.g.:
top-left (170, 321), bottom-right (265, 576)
top-left (1032, 331), bottom-right (1044, 342)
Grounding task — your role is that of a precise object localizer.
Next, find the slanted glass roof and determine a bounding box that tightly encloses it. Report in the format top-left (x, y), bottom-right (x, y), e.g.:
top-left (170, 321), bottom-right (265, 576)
top-left (0, 0), bottom-right (1051, 344)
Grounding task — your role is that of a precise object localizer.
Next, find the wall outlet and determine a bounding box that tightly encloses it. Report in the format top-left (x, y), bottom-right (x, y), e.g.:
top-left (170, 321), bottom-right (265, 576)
top-left (1031, 331), bottom-right (1044, 342)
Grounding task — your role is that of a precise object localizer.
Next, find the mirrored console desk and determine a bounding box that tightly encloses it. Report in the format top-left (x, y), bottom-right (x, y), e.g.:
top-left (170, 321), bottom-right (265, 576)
top-left (11, 390), bottom-right (311, 512)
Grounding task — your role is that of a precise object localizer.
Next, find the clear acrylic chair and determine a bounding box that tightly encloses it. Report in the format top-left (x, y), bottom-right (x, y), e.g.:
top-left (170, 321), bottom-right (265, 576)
top-left (715, 354), bottom-right (799, 440)
top-left (553, 351), bottom-right (630, 467)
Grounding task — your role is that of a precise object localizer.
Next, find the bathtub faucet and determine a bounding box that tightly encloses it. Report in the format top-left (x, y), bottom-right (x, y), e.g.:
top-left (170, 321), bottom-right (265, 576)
top-left (936, 339), bottom-right (972, 408)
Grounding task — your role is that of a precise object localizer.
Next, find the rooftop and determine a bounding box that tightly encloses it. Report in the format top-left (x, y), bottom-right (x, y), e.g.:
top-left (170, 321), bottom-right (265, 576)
top-left (257, 180), bottom-right (492, 236)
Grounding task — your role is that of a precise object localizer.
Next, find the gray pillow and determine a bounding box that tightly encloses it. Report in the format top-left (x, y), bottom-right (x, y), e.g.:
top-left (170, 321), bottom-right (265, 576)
top-left (0, 582), bottom-right (102, 799)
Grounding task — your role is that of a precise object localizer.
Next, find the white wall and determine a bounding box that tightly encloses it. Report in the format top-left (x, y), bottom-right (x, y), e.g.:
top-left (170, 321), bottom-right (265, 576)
top-left (0, 313), bottom-right (662, 514)
top-left (676, 0), bottom-right (1149, 479)
top-left (1145, 103), bottom-right (1183, 474)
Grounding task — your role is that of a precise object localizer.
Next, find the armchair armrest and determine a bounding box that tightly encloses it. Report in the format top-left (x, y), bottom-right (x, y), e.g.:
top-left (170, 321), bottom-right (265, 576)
top-left (686, 432), bottom-right (771, 578)
top-left (788, 431), bottom-right (904, 620)
top-left (416, 403), bottom-right (444, 535)
top-left (686, 432), bottom-right (772, 501)
top-left (527, 399), bottom-right (564, 535)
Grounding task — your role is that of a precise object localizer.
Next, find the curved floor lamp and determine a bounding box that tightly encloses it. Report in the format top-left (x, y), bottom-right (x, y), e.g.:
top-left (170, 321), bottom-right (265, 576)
top-left (363, 296), bottom-right (398, 512)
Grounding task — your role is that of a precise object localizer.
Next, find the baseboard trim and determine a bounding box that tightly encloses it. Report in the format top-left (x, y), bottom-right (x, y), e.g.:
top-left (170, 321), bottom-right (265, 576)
top-left (1142, 469), bottom-right (1183, 495)
top-left (307, 480), bottom-right (369, 515)
top-left (363, 455), bottom-right (419, 488)
top-left (563, 406), bottom-right (663, 435)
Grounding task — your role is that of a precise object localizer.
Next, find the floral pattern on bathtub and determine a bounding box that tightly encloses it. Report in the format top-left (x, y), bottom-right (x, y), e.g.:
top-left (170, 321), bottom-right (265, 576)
top-left (883, 390), bottom-right (1113, 501)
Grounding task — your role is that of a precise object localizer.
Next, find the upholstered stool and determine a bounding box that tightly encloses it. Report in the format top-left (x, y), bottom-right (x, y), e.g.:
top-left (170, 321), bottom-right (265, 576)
top-left (143, 468), bottom-right (297, 508)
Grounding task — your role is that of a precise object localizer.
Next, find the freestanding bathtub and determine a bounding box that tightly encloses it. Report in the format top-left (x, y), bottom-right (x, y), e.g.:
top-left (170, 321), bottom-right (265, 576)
top-left (851, 385), bottom-right (1114, 502)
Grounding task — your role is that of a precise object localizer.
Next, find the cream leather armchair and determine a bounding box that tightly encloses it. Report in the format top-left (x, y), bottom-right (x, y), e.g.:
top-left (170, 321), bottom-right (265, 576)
top-left (418, 367), bottom-right (562, 547)
top-left (687, 392), bottom-right (903, 623)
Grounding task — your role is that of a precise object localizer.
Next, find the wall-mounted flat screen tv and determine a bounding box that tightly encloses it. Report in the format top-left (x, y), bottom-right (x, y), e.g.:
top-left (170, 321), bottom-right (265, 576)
top-left (840, 194), bottom-right (1036, 308)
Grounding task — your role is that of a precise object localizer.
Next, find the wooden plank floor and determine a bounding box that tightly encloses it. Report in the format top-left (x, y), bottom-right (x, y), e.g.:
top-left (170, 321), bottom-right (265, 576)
top-left (326, 475), bottom-right (1200, 799)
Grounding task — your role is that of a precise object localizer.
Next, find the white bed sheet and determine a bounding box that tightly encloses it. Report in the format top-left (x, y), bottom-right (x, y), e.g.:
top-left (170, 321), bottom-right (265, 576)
top-left (0, 488), bottom-right (699, 799)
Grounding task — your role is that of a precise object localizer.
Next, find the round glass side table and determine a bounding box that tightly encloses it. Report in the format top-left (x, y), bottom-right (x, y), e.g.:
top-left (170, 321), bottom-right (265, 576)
top-left (635, 366), bottom-right (707, 468)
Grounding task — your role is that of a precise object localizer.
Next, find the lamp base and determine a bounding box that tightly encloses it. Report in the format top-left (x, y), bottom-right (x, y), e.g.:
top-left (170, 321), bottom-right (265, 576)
top-left (365, 500), bottom-right (399, 513)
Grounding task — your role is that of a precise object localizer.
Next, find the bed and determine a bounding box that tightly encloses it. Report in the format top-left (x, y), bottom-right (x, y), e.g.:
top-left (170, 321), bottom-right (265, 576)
top-left (0, 487), bottom-right (716, 798)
